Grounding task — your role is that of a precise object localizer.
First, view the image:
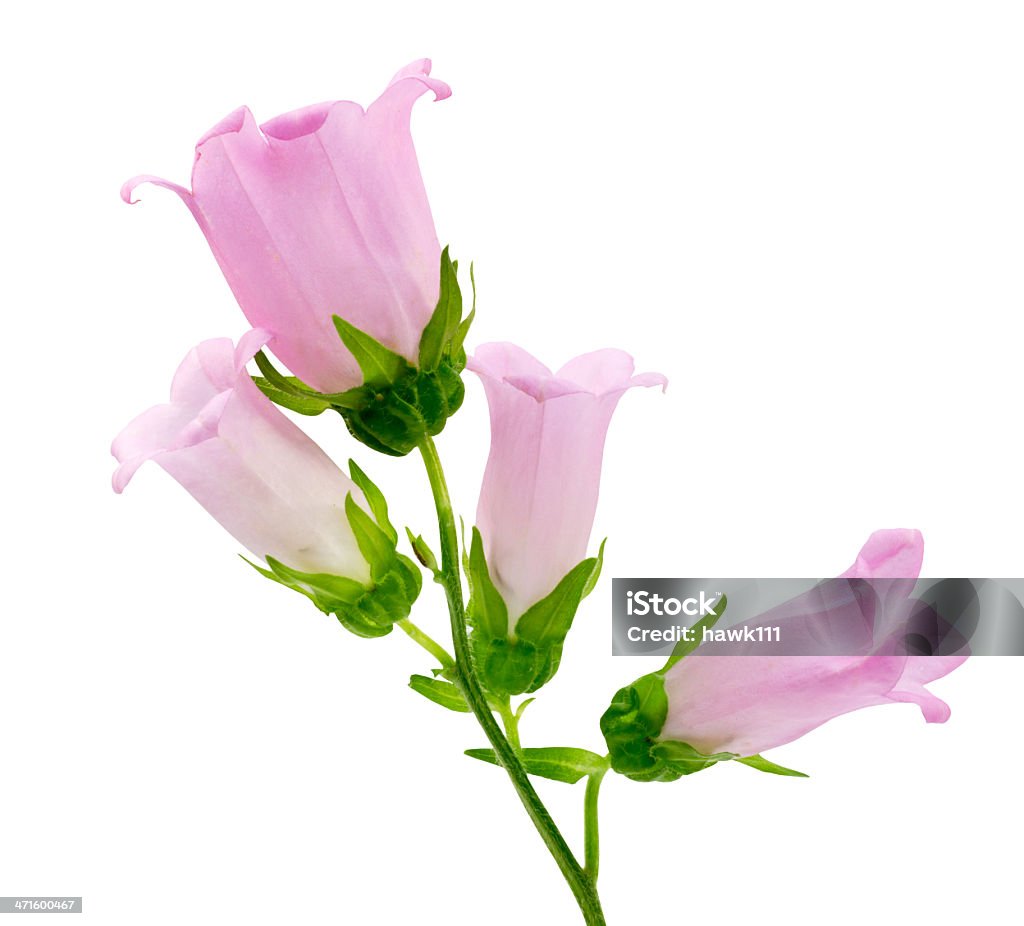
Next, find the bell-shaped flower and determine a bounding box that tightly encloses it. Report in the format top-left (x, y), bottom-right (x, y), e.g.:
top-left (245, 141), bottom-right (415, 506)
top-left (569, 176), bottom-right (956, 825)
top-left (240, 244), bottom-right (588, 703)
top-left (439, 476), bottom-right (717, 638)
top-left (659, 529), bottom-right (968, 758)
top-left (469, 342), bottom-right (667, 623)
top-left (111, 330), bottom-right (370, 581)
top-left (122, 60), bottom-right (450, 394)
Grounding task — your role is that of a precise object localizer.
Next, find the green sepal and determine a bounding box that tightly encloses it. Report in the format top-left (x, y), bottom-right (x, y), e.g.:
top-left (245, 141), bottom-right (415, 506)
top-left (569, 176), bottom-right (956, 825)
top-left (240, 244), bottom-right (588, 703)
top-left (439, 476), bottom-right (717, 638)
top-left (332, 315), bottom-right (410, 387)
top-left (660, 594), bottom-right (728, 672)
top-left (410, 675), bottom-right (470, 713)
top-left (600, 672), bottom-right (671, 781)
top-left (466, 527), bottom-right (509, 640)
top-left (515, 555), bottom-right (601, 649)
top-left (736, 754), bottom-right (809, 778)
top-left (250, 352), bottom-right (331, 416)
top-left (581, 538), bottom-right (606, 599)
top-left (345, 494), bottom-right (397, 582)
top-left (252, 377), bottom-right (333, 416)
top-left (418, 246), bottom-right (464, 372)
top-left (347, 461), bottom-right (397, 544)
top-left (465, 747), bottom-right (609, 784)
top-left (475, 637), bottom-right (545, 697)
top-left (650, 741), bottom-right (737, 776)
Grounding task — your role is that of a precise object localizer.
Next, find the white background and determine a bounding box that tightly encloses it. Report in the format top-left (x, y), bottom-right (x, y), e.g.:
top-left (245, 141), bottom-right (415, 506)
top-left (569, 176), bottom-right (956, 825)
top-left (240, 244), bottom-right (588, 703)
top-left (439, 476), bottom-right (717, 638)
top-left (2, 2), bottom-right (1022, 924)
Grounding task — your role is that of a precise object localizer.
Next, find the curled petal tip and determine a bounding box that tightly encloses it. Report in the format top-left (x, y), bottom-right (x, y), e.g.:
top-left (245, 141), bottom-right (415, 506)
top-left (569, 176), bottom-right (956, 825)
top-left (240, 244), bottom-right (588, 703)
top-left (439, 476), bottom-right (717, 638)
top-left (389, 58), bottom-right (451, 101)
top-left (111, 458), bottom-right (142, 494)
top-left (120, 176), bottom-right (147, 204)
top-left (119, 174), bottom-right (197, 216)
top-left (633, 371), bottom-right (668, 393)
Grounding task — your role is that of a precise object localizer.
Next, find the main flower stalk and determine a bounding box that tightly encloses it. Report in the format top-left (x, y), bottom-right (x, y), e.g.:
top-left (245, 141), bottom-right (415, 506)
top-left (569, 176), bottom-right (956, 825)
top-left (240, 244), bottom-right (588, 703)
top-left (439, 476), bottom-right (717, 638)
top-left (417, 435), bottom-right (606, 926)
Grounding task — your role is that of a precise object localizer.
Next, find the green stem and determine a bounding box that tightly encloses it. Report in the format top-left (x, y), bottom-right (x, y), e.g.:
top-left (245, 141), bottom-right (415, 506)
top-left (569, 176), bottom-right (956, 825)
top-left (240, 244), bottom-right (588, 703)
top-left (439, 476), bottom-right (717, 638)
top-left (417, 435), bottom-right (606, 926)
top-left (496, 698), bottom-right (522, 751)
top-left (583, 767), bottom-right (608, 882)
top-left (397, 618), bottom-right (456, 670)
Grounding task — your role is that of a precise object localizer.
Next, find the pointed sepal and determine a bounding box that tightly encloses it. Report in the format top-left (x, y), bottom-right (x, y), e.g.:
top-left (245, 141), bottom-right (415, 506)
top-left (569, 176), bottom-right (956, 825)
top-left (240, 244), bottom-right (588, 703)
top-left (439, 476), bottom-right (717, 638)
top-left (735, 754), bottom-right (809, 778)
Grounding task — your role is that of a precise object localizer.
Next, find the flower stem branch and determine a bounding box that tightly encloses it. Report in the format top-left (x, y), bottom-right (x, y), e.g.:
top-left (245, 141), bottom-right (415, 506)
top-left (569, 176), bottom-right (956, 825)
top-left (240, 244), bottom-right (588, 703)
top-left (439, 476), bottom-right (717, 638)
top-left (397, 618), bottom-right (456, 670)
top-left (417, 434), bottom-right (606, 926)
top-left (496, 697), bottom-right (522, 751)
top-left (583, 766), bottom-right (608, 882)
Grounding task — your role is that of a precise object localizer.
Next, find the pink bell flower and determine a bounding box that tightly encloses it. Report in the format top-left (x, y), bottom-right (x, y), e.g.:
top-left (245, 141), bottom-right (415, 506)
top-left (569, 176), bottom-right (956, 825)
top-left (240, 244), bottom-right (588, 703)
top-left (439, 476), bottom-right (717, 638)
top-left (660, 529), bottom-right (967, 757)
top-left (111, 330), bottom-right (371, 582)
top-left (469, 343), bottom-right (667, 621)
top-left (122, 60), bottom-right (450, 394)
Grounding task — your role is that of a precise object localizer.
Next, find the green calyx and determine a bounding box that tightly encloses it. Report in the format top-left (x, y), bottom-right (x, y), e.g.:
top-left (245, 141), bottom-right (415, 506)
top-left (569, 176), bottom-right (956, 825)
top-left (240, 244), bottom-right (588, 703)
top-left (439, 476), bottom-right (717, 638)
top-left (599, 673), bottom-right (735, 782)
top-left (601, 599), bottom-right (735, 781)
top-left (465, 528), bottom-right (604, 696)
top-left (600, 598), bottom-right (810, 781)
top-left (252, 247), bottom-right (474, 457)
top-left (245, 460), bottom-right (422, 638)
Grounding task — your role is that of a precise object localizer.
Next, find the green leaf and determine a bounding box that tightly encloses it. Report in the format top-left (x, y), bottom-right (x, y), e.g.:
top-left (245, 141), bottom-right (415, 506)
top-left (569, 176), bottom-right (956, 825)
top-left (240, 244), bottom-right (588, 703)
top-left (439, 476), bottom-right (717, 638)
top-left (465, 747), bottom-right (608, 784)
top-left (410, 675), bottom-right (470, 713)
top-left (514, 555), bottom-right (598, 648)
top-left (736, 754), bottom-right (809, 778)
top-left (332, 315), bottom-right (409, 385)
top-left (405, 528), bottom-right (439, 575)
top-left (418, 246), bottom-right (463, 371)
top-left (345, 494), bottom-right (398, 580)
top-left (466, 528), bottom-right (509, 639)
top-left (347, 460), bottom-right (397, 543)
top-left (660, 594), bottom-right (728, 672)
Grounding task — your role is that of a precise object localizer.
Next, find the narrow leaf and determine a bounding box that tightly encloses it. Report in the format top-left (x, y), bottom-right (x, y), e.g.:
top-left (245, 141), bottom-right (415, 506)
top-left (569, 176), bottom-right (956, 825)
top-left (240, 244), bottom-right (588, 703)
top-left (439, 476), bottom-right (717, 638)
top-left (736, 754), bottom-right (809, 778)
top-left (465, 747), bottom-right (609, 784)
top-left (410, 675), bottom-right (470, 713)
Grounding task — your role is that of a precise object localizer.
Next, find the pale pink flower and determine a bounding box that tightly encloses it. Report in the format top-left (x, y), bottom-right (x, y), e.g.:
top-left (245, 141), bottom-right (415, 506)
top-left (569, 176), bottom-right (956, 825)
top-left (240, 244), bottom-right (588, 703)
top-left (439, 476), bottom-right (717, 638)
top-left (661, 529), bottom-right (967, 757)
top-left (112, 331), bottom-right (370, 582)
top-left (122, 60), bottom-right (450, 393)
top-left (469, 343), bottom-right (666, 621)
